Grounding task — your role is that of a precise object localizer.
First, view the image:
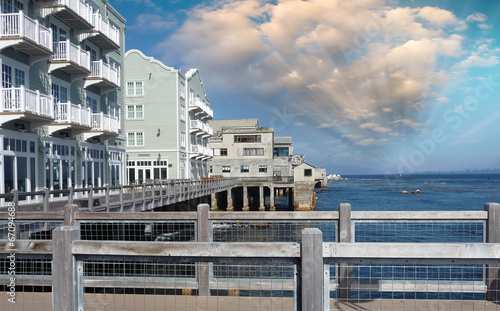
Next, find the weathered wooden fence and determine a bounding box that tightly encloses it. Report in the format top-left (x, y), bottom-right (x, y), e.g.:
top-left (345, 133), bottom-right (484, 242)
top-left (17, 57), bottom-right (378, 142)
top-left (1, 202), bottom-right (500, 310)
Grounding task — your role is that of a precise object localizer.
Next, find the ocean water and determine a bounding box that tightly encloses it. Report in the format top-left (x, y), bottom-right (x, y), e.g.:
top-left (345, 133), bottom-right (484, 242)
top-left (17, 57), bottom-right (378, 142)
top-left (315, 174), bottom-right (500, 212)
top-left (313, 174), bottom-right (500, 300)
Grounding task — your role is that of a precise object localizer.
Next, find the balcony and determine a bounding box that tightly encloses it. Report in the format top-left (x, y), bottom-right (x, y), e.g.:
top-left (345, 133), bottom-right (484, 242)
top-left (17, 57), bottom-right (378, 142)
top-left (0, 12), bottom-right (53, 63)
top-left (48, 102), bottom-right (92, 137)
top-left (84, 60), bottom-right (120, 94)
top-left (82, 112), bottom-right (119, 142)
top-left (190, 120), bottom-right (213, 138)
top-left (190, 144), bottom-right (212, 160)
top-left (39, 0), bottom-right (94, 30)
top-left (49, 40), bottom-right (91, 80)
top-left (0, 86), bottom-right (54, 127)
top-left (189, 98), bottom-right (213, 119)
top-left (80, 13), bottom-right (120, 52)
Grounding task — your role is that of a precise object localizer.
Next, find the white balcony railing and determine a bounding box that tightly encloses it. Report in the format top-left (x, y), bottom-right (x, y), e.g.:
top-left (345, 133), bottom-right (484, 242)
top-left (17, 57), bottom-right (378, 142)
top-left (0, 12), bottom-right (53, 52)
top-left (1, 86), bottom-right (53, 117)
top-left (89, 60), bottom-right (120, 86)
top-left (90, 112), bottom-right (119, 134)
top-left (54, 102), bottom-right (91, 127)
top-left (57, 0), bottom-right (94, 26)
top-left (92, 13), bottom-right (119, 46)
top-left (53, 40), bottom-right (91, 70)
top-left (191, 120), bottom-right (213, 136)
top-left (189, 98), bottom-right (213, 118)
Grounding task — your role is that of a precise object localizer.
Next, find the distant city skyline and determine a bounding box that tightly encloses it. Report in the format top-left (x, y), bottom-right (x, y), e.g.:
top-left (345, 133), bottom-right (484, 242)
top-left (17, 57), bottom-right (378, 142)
top-left (111, 0), bottom-right (500, 174)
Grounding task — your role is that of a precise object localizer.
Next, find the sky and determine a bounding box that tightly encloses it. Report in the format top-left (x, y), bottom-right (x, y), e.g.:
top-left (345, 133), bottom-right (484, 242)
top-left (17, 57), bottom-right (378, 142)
top-left (110, 0), bottom-right (500, 175)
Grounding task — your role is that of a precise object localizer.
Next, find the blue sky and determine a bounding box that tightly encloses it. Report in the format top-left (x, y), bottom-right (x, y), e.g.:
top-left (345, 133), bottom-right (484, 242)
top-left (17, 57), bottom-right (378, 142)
top-left (110, 0), bottom-right (500, 175)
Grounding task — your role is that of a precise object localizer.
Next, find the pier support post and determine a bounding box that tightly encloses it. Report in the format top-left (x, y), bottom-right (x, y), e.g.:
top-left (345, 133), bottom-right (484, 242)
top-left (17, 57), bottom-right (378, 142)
top-left (197, 204), bottom-right (211, 296)
top-left (300, 228), bottom-right (324, 311)
top-left (227, 189), bottom-right (234, 211)
top-left (242, 186), bottom-right (249, 211)
top-left (270, 185), bottom-right (275, 211)
top-left (338, 203), bottom-right (353, 299)
top-left (53, 226), bottom-right (82, 311)
top-left (486, 202), bottom-right (500, 302)
top-left (259, 185), bottom-right (265, 211)
top-left (210, 193), bottom-right (218, 211)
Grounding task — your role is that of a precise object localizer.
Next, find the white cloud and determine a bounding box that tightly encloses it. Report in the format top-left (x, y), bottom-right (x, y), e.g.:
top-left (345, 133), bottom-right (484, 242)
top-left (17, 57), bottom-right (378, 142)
top-left (466, 12), bottom-right (491, 29)
top-left (156, 0), bottom-right (491, 155)
top-left (354, 138), bottom-right (391, 147)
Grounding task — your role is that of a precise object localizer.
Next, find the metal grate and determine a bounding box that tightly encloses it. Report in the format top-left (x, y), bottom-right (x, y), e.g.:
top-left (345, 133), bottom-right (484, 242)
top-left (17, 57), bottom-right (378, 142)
top-left (0, 257), bottom-right (53, 311)
top-left (79, 221), bottom-right (197, 241)
top-left (0, 221), bottom-right (63, 240)
top-left (212, 220), bottom-right (336, 242)
top-left (83, 260), bottom-right (296, 310)
top-left (354, 221), bottom-right (484, 243)
top-left (330, 263), bottom-right (498, 311)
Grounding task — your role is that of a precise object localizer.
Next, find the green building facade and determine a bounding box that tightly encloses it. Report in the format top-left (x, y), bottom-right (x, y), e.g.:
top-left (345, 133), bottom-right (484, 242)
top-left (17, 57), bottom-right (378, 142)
top-left (124, 50), bottom-right (212, 182)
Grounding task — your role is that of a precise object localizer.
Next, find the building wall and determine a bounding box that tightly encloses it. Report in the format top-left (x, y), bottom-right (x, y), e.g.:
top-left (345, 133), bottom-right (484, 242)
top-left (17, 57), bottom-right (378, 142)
top-left (211, 127), bottom-right (274, 178)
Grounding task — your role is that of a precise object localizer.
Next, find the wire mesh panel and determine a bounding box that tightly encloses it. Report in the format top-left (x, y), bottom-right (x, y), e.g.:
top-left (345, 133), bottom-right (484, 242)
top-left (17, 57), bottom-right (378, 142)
top-left (330, 263), bottom-right (500, 311)
top-left (79, 221), bottom-right (197, 241)
top-left (354, 220), bottom-right (485, 243)
top-left (0, 221), bottom-right (63, 240)
top-left (212, 220), bottom-right (336, 242)
top-left (83, 259), bottom-right (296, 311)
top-left (0, 256), bottom-right (53, 311)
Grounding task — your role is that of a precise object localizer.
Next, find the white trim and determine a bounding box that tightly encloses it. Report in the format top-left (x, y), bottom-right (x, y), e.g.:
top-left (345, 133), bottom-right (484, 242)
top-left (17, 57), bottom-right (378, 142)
top-left (125, 49), bottom-right (179, 73)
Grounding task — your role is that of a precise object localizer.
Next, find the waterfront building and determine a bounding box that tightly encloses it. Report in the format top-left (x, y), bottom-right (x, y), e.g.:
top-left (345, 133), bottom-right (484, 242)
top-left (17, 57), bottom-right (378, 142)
top-left (210, 119), bottom-right (274, 179)
top-left (0, 0), bottom-right (126, 204)
top-left (210, 119), bottom-right (325, 211)
top-left (124, 50), bottom-right (212, 183)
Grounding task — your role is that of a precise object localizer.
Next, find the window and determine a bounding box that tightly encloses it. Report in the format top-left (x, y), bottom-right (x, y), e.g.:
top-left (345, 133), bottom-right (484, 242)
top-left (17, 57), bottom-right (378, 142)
top-left (127, 132), bottom-right (144, 146)
top-left (222, 166), bottom-right (231, 173)
top-left (86, 95), bottom-right (98, 113)
top-left (240, 165), bottom-right (249, 173)
top-left (304, 169), bottom-right (312, 177)
top-left (220, 148), bottom-right (227, 156)
top-left (52, 83), bottom-right (68, 103)
top-left (274, 147), bottom-right (289, 158)
top-left (180, 131), bottom-right (186, 148)
top-left (126, 81), bottom-right (143, 96)
top-left (243, 148), bottom-right (264, 156)
top-left (259, 165), bottom-right (267, 173)
top-left (3, 61), bottom-right (27, 90)
top-left (2, 0), bottom-right (23, 13)
top-left (180, 104), bottom-right (185, 121)
top-left (127, 104), bottom-right (143, 119)
top-left (234, 135), bottom-right (261, 143)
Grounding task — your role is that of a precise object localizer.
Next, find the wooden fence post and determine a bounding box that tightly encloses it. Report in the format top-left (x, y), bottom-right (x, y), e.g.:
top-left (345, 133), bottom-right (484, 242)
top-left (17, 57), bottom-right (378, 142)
top-left (485, 202), bottom-right (500, 302)
top-left (197, 203), bottom-right (211, 296)
top-left (338, 203), bottom-right (352, 299)
top-left (53, 226), bottom-right (82, 311)
top-left (301, 228), bottom-right (324, 311)
top-left (64, 204), bottom-right (78, 226)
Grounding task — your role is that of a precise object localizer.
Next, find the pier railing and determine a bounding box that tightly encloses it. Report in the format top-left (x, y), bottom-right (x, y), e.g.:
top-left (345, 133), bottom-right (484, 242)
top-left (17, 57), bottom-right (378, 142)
top-left (1, 203), bottom-right (500, 310)
top-left (0, 178), bottom-right (238, 211)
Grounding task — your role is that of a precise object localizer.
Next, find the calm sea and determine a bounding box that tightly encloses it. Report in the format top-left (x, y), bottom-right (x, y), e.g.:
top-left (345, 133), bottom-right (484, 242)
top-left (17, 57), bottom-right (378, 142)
top-left (315, 174), bottom-right (500, 212)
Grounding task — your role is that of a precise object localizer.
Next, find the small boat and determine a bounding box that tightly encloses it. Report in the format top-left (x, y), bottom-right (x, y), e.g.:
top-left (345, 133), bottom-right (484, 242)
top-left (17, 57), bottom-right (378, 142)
top-left (401, 189), bottom-right (421, 194)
